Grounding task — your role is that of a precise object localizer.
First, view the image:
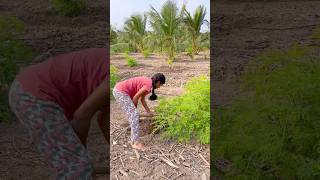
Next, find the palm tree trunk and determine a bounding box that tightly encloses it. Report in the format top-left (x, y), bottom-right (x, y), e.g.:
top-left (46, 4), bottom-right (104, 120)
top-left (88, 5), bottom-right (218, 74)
top-left (192, 34), bottom-right (198, 55)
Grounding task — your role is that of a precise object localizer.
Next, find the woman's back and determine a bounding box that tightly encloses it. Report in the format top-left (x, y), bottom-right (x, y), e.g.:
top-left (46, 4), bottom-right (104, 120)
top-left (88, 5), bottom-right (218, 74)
top-left (16, 48), bottom-right (108, 120)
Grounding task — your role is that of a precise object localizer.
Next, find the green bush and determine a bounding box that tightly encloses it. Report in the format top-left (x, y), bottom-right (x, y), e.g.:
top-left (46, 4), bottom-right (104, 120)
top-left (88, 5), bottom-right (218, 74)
top-left (110, 65), bottom-right (120, 93)
top-left (52, 0), bottom-right (88, 17)
top-left (110, 43), bottom-right (130, 54)
top-left (213, 45), bottom-right (320, 179)
top-left (143, 49), bottom-right (150, 58)
top-left (0, 16), bottom-right (34, 85)
top-left (166, 57), bottom-right (173, 66)
top-left (0, 16), bottom-right (35, 123)
top-left (154, 75), bottom-right (210, 144)
top-left (186, 47), bottom-right (194, 60)
top-left (124, 52), bottom-right (137, 67)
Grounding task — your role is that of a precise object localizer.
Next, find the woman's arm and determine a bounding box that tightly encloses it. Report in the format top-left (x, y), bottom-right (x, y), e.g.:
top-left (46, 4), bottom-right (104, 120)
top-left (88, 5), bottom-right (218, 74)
top-left (140, 94), bottom-right (151, 113)
top-left (71, 80), bottom-right (109, 147)
top-left (97, 107), bottom-right (109, 144)
top-left (132, 88), bottom-right (148, 107)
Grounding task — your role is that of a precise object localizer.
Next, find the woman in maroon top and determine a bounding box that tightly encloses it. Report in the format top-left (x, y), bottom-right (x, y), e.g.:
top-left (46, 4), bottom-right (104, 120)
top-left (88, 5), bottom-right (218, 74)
top-left (8, 48), bottom-right (109, 179)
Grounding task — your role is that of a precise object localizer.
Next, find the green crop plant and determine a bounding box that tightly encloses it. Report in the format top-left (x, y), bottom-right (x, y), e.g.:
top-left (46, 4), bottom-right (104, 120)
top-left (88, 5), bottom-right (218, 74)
top-left (186, 47), bottom-right (194, 60)
top-left (213, 45), bottom-right (320, 179)
top-left (124, 52), bottom-right (137, 67)
top-left (154, 75), bottom-right (210, 144)
top-left (52, 0), bottom-right (88, 17)
top-left (0, 16), bottom-right (34, 86)
top-left (143, 49), bottom-right (150, 58)
top-left (110, 65), bottom-right (120, 98)
top-left (0, 16), bottom-right (35, 123)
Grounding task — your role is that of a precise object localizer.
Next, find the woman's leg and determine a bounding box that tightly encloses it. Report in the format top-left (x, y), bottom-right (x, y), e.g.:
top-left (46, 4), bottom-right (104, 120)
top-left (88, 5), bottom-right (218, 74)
top-left (9, 80), bottom-right (93, 180)
top-left (113, 89), bottom-right (140, 142)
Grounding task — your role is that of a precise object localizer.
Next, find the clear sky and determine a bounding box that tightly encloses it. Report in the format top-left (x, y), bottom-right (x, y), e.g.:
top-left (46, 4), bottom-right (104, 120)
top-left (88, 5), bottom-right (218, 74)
top-left (111, 0), bottom-right (210, 32)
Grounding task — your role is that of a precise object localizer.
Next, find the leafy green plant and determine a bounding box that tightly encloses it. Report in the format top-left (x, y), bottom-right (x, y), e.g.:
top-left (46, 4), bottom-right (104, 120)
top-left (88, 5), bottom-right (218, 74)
top-left (154, 75), bottom-right (210, 144)
top-left (124, 52), bottom-right (137, 67)
top-left (111, 43), bottom-right (130, 54)
top-left (166, 57), bottom-right (173, 66)
top-left (0, 16), bottom-right (35, 123)
top-left (186, 47), bottom-right (194, 60)
top-left (110, 65), bottom-right (120, 98)
top-left (52, 0), bottom-right (88, 17)
top-left (143, 49), bottom-right (150, 58)
top-left (213, 45), bottom-right (320, 179)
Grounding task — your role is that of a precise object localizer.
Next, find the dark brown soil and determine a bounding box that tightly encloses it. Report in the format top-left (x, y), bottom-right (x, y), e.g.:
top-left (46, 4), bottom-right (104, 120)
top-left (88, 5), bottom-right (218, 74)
top-left (1, 0), bottom-right (108, 56)
top-left (212, 0), bottom-right (320, 107)
top-left (0, 0), bottom-right (108, 179)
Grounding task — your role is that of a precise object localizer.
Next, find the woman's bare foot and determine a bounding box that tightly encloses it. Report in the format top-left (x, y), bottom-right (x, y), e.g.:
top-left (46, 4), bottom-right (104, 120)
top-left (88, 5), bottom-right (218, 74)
top-left (132, 141), bottom-right (147, 151)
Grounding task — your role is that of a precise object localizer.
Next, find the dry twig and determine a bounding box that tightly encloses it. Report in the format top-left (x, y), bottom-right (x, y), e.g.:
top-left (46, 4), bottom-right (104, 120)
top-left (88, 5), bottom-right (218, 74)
top-left (133, 149), bottom-right (140, 160)
top-left (160, 157), bottom-right (179, 169)
top-left (129, 170), bottom-right (140, 176)
top-left (171, 172), bottom-right (184, 180)
top-left (119, 169), bottom-right (128, 177)
top-left (199, 154), bottom-right (210, 166)
top-left (115, 174), bottom-right (119, 180)
top-left (120, 156), bottom-right (125, 169)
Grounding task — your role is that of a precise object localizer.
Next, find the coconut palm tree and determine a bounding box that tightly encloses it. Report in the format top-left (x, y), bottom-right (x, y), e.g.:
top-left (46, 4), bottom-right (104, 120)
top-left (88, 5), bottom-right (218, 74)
top-left (110, 25), bottom-right (118, 45)
top-left (123, 14), bottom-right (147, 53)
top-left (149, 0), bottom-right (182, 64)
top-left (183, 5), bottom-right (208, 55)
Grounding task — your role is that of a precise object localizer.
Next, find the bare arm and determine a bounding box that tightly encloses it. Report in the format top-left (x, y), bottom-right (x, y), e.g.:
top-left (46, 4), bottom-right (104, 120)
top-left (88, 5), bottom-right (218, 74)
top-left (140, 94), bottom-right (151, 113)
top-left (132, 88), bottom-right (148, 107)
top-left (97, 107), bottom-right (109, 144)
top-left (71, 80), bottom-right (109, 147)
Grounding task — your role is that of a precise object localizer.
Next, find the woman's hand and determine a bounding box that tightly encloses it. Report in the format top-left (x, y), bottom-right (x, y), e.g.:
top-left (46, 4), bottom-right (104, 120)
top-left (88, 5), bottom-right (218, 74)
top-left (97, 107), bottom-right (109, 144)
top-left (140, 93), bottom-right (152, 114)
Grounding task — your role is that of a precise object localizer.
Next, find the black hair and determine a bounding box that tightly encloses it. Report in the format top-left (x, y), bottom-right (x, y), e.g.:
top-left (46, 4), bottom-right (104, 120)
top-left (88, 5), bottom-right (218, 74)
top-left (149, 73), bottom-right (166, 101)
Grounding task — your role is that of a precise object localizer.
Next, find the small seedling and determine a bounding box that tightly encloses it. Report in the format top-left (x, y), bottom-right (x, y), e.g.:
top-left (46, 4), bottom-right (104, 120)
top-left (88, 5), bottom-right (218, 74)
top-left (124, 53), bottom-right (137, 67)
top-left (143, 50), bottom-right (150, 58)
top-left (167, 58), bottom-right (173, 66)
top-left (186, 47), bottom-right (194, 60)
